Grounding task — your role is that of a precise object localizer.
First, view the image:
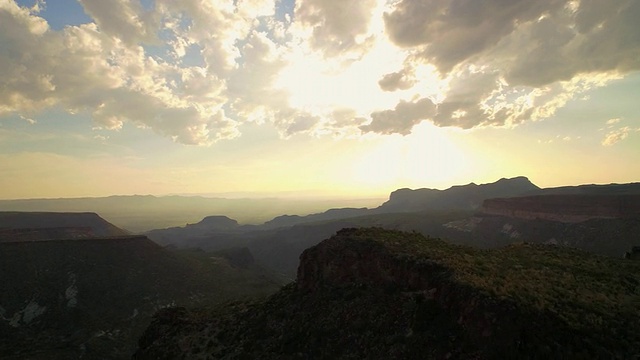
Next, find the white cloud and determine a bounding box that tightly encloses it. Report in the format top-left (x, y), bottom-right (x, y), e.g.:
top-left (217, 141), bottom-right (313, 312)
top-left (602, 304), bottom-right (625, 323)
top-left (602, 126), bottom-right (632, 146)
top-left (19, 115), bottom-right (36, 124)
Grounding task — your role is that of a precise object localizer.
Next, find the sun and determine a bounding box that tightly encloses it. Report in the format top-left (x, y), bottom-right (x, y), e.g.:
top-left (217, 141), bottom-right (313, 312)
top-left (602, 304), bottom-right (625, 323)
top-left (349, 122), bottom-right (472, 191)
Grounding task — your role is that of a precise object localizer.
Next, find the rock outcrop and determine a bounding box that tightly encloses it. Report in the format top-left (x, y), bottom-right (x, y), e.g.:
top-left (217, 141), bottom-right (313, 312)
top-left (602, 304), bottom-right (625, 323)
top-left (135, 228), bottom-right (640, 359)
top-left (480, 194), bottom-right (640, 223)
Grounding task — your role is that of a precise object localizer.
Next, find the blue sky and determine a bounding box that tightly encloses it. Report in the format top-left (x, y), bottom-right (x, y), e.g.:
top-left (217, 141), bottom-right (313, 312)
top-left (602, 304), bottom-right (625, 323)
top-left (0, 0), bottom-right (639, 199)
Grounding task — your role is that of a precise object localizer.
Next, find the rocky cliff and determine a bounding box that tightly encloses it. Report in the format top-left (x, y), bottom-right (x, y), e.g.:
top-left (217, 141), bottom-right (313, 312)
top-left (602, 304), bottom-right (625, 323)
top-left (135, 228), bottom-right (640, 359)
top-left (480, 194), bottom-right (640, 223)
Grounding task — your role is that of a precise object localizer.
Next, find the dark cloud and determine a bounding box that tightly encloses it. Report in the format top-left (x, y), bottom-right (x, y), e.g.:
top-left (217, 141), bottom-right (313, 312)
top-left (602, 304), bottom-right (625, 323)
top-left (361, 97), bottom-right (436, 135)
top-left (384, 0), bottom-right (566, 73)
top-left (367, 0), bottom-right (640, 135)
top-left (378, 68), bottom-right (416, 92)
top-left (385, 0), bottom-right (640, 84)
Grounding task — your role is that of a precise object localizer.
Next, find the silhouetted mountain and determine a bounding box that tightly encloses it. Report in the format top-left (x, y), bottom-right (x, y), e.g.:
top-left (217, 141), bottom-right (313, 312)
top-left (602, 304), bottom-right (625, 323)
top-left (377, 176), bottom-right (540, 213)
top-left (0, 236), bottom-right (280, 359)
top-left (0, 212), bottom-right (128, 242)
top-left (0, 196), bottom-right (382, 233)
top-left (262, 208), bottom-right (370, 229)
top-left (144, 179), bottom-right (640, 278)
top-left (189, 215), bottom-right (239, 229)
top-left (145, 215), bottom-right (244, 248)
top-left (536, 182), bottom-right (640, 195)
top-left (135, 228), bottom-right (640, 359)
top-left (143, 177), bottom-right (540, 251)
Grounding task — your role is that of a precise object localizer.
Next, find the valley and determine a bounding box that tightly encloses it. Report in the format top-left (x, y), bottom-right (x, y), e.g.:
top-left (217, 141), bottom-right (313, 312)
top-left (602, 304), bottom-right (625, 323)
top-left (1, 176), bottom-right (639, 359)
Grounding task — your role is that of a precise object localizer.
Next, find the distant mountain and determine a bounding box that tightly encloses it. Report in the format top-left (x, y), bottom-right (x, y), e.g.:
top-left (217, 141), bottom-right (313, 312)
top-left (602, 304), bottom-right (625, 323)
top-left (190, 215), bottom-right (239, 229)
top-left (536, 182), bottom-right (640, 195)
top-left (262, 207), bottom-right (370, 229)
top-left (145, 215), bottom-right (241, 247)
top-left (0, 212), bottom-right (128, 242)
top-left (377, 176), bottom-right (540, 213)
top-left (0, 196), bottom-right (383, 233)
top-left (0, 236), bottom-right (281, 359)
top-left (144, 177), bottom-right (540, 248)
top-left (143, 178), bottom-right (640, 278)
top-left (135, 228), bottom-right (640, 359)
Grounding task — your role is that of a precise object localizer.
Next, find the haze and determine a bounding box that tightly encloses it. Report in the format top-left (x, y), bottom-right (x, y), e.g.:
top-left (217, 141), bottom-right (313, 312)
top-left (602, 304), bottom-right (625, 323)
top-left (1, 0), bottom-right (639, 200)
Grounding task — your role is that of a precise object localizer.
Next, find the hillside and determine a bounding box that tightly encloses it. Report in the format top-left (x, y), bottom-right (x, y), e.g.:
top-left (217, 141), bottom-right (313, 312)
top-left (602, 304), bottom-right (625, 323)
top-left (0, 236), bottom-right (281, 359)
top-left (0, 212), bottom-right (128, 242)
top-left (135, 228), bottom-right (640, 359)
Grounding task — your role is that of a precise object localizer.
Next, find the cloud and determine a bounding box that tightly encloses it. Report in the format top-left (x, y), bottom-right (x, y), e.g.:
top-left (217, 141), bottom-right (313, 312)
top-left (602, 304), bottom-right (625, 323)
top-left (293, 0), bottom-right (377, 58)
top-left (0, 0), bottom-right (263, 144)
top-left (606, 118), bottom-right (621, 125)
top-left (363, 0), bottom-right (640, 135)
top-left (1, 0), bottom-right (640, 142)
top-left (19, 115), bottom-right (36, 124)
top-left (378, 68), bottom-right (416, 92)
top-left (78, 0), bottom-right (157, 45)
top-left (361, 97), bottom-right (436, 135)
top-left (384, 0), bottom-right (640, 84)
top-left (602, 126), bottom-right (633, 146)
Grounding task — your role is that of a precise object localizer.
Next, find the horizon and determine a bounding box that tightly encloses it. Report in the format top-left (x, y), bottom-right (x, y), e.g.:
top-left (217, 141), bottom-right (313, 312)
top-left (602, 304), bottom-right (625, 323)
top-left (1, 0), bottom-right (639, 200)
top-left (1, 175), bottom-right (639, 201)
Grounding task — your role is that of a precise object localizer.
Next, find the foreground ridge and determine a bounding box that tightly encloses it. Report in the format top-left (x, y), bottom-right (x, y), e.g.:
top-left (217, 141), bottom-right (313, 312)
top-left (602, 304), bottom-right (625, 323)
top-left (136, 228), bottom-right (640, 359)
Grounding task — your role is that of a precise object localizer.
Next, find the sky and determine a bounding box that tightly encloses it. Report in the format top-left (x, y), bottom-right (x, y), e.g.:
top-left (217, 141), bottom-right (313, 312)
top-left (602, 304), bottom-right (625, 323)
top-left (0, 0), bottom-right (639, 200)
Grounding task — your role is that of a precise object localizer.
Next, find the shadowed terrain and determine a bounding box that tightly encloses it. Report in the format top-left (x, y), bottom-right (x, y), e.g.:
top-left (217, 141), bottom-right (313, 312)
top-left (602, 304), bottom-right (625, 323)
top-left (0, 236), bottom-right (281, 359)
top-left (135, 228), bottom-right (640, 359)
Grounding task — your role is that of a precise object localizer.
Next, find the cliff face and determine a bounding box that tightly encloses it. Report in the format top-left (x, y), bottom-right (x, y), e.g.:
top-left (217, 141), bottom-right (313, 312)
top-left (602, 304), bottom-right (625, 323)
top-left (135, 228), bottom-right (640, 359)
top-left (481, 195), bottom-right (640, 223)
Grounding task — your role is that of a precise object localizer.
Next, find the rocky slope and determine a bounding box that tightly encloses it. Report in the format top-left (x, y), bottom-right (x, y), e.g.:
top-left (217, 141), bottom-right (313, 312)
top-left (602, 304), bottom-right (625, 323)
top-left (135, 228), bottom-right (640, 359)
top-left (0, 236), bottom-right (280, 359)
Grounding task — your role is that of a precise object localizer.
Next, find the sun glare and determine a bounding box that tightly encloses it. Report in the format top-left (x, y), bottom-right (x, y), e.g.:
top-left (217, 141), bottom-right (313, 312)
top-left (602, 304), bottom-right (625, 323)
top-left (275, 30), bottom-right (437, 117)
top-left (350, 122), bottom-right (470, 190)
